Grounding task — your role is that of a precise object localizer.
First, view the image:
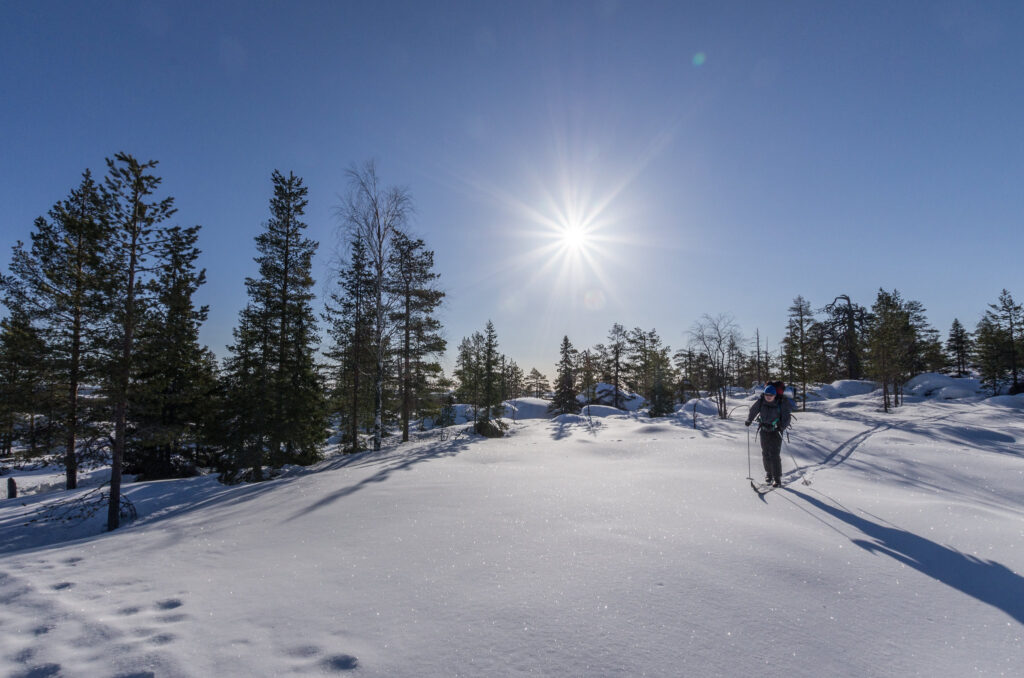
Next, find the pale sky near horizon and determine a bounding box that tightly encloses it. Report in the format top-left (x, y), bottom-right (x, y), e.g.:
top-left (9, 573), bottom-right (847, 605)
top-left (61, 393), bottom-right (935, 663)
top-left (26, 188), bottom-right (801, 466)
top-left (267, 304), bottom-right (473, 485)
top-left (2, 1), bottom-right (1021, 379)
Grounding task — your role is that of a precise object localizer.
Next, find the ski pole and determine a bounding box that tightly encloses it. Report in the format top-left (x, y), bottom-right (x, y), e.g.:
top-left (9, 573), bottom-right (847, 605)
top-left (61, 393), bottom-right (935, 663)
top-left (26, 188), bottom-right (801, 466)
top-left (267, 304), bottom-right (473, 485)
top-left (746, 426), bottom-right (752, 480)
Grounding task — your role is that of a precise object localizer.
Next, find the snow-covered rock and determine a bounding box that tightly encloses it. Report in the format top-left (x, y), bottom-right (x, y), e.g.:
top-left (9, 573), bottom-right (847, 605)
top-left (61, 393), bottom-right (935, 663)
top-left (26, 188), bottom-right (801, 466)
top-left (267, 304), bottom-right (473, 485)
top-left (502, 397), bottom-right (552, 420)
top-left (904, 373), bottom-right (983, 399)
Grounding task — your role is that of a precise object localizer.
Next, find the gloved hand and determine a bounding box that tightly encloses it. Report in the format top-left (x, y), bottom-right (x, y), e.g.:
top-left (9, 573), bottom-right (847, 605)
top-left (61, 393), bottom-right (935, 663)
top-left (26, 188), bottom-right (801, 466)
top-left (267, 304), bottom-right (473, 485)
top-left (744, 420), bottom-right (752, 427)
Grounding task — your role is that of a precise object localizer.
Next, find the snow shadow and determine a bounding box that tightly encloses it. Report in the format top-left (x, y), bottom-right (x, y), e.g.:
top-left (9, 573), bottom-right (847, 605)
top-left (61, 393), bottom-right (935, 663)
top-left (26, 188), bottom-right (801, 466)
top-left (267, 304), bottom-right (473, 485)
top-left (546, 416), bottom-right (602, 440)
top-left (788, 489), bottom-right (1024, 624)
top-left (286, 433), bottom-right (474, 521)
top-left (0, 472), bottom-right (296, 556)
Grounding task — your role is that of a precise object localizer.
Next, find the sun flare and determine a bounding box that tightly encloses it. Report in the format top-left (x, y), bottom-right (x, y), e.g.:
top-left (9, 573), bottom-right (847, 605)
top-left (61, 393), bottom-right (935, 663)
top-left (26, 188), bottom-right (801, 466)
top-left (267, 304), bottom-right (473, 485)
top-left (559, 223), bottom-right (589, 252)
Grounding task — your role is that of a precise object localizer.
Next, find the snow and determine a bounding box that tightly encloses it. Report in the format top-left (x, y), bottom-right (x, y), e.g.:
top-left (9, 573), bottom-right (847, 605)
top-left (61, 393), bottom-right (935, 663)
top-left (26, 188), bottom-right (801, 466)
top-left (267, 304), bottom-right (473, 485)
top-left (1, 391), bottom-right (1022, 677)
top-left (808, 379), bottom-right (880, 400)
top-left (501, 397), bottom-right (552, 420)
top-left (904, 372), bottom-right (985, 400)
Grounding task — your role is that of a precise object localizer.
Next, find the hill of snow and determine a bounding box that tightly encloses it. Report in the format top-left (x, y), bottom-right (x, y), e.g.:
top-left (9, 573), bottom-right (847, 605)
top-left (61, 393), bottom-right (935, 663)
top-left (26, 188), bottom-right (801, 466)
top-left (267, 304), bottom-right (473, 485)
top-left (1, 390), bottom-right (1022, 677)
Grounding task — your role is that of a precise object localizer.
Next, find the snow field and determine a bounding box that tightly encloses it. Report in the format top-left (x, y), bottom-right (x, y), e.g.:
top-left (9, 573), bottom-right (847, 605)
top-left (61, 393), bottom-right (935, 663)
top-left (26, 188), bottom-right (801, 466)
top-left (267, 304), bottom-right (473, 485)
top-left (0, 389), bottom-right (1022, 677)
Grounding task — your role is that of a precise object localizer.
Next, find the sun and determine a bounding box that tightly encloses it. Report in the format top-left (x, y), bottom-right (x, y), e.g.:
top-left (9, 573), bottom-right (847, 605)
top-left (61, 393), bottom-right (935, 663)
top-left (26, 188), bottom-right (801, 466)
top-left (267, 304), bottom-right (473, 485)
top-left (559, 222), bottom-right (589, 253)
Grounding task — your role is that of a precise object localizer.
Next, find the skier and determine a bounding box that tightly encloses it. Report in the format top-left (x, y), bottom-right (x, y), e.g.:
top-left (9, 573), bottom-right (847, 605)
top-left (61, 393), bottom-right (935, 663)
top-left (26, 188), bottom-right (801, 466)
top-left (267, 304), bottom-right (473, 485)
top-left (745, 384), bottom-right (792, 487)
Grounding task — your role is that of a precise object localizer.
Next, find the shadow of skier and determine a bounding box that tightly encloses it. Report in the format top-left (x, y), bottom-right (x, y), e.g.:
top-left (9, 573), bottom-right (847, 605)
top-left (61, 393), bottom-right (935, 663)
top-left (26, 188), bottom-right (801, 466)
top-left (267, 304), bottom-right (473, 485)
top-left (786, 488), bottom-right (1024, 624)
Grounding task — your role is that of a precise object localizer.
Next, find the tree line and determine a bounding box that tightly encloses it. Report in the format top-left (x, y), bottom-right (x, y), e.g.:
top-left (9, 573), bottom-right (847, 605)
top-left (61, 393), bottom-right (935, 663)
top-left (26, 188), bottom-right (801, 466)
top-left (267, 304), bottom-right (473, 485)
top-left (2, 153), bottom-right (1020, 530)
top-left (451, 288), bottom-right (1021, 430)
top-left (0, 155), bottom-right (446, 530)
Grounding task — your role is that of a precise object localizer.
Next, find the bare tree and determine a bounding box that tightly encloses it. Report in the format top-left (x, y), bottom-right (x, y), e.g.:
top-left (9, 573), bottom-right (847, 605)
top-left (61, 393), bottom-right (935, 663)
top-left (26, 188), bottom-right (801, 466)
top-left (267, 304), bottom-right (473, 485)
top-left (339, 161), bottom-right (412, 451)
top-left (689, 313), bottom-right (743, 419)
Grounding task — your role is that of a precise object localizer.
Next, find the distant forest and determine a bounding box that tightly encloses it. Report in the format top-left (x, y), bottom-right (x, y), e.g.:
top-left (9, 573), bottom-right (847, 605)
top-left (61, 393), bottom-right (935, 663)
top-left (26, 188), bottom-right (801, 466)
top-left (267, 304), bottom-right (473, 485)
top-left (1, 154), bottom-right (1020, 530)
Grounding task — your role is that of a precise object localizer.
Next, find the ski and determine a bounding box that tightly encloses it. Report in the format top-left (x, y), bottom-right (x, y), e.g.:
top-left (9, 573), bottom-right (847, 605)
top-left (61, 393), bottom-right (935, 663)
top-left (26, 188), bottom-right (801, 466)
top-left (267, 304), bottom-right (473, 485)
top-left (749, 479), bottom-right (781, 494)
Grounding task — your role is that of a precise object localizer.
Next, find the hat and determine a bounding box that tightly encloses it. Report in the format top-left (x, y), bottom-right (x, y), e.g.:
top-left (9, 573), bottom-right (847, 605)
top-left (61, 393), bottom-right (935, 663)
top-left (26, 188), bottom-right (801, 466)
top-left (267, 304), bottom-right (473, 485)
top-left (763, 385), bottom-right (777, 396)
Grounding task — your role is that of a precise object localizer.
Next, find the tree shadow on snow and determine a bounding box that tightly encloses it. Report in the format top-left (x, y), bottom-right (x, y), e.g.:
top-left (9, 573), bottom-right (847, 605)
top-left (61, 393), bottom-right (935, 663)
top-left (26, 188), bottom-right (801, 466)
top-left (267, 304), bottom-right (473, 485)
top-left (788, 488), bottom-right (1024, 624)
top-left (284, 433), bottom-right (474, 522)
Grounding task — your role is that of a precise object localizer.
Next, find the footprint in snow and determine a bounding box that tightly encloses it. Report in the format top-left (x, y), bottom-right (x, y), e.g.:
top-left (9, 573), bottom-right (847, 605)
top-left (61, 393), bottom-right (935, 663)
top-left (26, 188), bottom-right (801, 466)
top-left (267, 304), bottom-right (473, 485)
top-left (320, 654), bottom-right (360, 671)
top-left (155, 598), bottom-right (183, 610)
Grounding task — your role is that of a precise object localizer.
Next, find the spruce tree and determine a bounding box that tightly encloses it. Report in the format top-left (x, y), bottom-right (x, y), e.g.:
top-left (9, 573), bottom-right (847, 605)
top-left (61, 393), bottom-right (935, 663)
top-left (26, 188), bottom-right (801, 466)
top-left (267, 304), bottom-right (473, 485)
top-left (0, 309), bottom-right (52, 456)
top-left (785, 296), bottom-right (814, 410)
top-left (325, 236), bottom-right (376, 452)
top-left (479, 320), bottom-right (502, 425)
top-left (974, 315), bottom-right (1009, 395)
top-left (224, 170), bottom-right (326, 474)
top-left (549, 336), bottom-right (581, 415)
top-left (130, 225), bottom-right (216, 478)
top-left (220, 305), bottom-right (272, 478)
top-left (647, 356), bottom-right (676, 418)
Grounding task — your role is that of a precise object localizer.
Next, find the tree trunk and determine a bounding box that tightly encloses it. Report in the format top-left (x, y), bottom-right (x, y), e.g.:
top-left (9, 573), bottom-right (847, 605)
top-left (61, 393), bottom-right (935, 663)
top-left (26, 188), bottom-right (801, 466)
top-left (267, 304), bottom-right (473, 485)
top-left (66, 311), bottom-right (81, 490)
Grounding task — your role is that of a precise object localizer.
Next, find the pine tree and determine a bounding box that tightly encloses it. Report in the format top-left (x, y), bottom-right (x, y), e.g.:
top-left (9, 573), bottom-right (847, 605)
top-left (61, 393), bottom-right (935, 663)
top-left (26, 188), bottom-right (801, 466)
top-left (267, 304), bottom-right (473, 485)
top-left (503, 360), bottom-right (525, 403)
top-left (549, 336), bottom-right (581, 415)
top-left (606, 323), bottom-right (627, 409)
top-left (526, 367), bottom-right (550, 398)
top-left (823, 295), bottom-right (867, 380)
top-left (0, 170), bottom-right (110, 487)
top-left (387, 232), bottom-right (445, 441)
top-left (578, 350), bottom-right (598, 404)
top-left (103, 153), bottom-right (177, 531)
top-left (984, 289), bottom-right (1022, 393)
top-left (866, 289), bottom-right (913, 412)
top-left (454, 333), bottom-right (483, 418)
top-left (946, 319), bottom-right (973, 377)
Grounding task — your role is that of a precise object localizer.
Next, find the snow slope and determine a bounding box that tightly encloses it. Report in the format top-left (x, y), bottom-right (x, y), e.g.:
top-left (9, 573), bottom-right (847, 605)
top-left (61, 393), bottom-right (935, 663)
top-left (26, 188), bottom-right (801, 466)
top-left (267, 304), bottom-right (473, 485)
top-left (1, 393), bottom-right (1022, 677)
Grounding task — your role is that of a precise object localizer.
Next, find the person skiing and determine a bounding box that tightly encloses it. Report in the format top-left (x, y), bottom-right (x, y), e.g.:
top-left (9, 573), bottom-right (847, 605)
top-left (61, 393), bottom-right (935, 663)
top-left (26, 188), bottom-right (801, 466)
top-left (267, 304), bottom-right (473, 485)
top-left (745, 383), bottom-right (792, 487)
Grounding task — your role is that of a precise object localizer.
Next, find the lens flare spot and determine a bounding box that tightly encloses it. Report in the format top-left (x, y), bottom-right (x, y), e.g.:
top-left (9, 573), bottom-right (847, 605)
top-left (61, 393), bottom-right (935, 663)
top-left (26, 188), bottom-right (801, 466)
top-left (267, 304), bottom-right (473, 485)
top-left (584, 289), bottom-right (606, 311)
top-left (692, 52), bottom-right (707, 67)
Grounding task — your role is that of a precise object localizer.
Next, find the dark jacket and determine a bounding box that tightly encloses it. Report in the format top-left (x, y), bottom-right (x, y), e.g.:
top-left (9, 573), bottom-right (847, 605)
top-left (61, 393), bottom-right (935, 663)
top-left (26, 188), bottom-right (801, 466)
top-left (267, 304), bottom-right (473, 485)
top-left (746, 395), bottom-right (791, 432)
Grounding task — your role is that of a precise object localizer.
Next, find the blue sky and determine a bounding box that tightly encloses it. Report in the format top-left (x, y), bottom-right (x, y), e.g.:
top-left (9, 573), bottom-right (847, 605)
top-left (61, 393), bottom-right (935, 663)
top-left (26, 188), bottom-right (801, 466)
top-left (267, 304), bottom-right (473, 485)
top-left (2, 1), bottom-right (1021, 378)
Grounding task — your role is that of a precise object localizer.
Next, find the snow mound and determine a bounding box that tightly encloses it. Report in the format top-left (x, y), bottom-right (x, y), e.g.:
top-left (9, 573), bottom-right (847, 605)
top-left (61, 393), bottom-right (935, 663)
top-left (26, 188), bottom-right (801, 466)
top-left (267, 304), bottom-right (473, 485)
top-left (676, 398), bottom-right (719, 416)
top-left (904, 373), bottom-right (983, 400)
top-left (503, 398), bottom-right (552, 420)
top-left (986, 394), bottom-right (1024, 408)
top-left (808, 380), bottom-right (877, 400)
top-left (580, 404), bottom-right (625, 418)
